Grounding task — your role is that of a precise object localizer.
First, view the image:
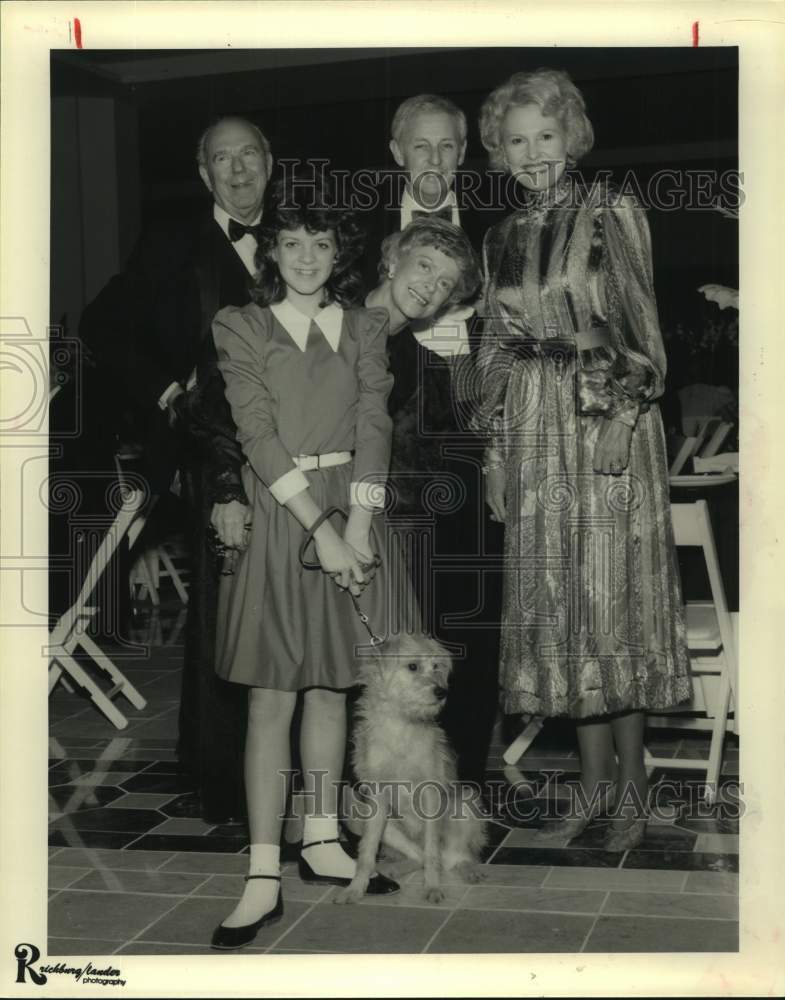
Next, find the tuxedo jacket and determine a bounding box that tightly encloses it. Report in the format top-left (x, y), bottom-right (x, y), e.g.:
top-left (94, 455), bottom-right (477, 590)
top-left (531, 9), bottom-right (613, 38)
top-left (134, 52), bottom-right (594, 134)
top-left (79, 210), bottom-right (254, 491)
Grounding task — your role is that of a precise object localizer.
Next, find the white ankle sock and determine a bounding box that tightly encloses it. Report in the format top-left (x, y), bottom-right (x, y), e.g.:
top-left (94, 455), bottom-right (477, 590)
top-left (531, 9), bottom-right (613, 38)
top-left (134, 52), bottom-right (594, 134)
top-left (222, 843), bottom-right (280, 928)
top-left (301, 815), bottom-right (355, 878)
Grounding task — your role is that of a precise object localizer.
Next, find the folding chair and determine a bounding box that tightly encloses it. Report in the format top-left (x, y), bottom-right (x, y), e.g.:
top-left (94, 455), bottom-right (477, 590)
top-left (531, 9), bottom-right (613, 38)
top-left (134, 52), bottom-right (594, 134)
top-left (698, 421), bottom-right (734, 460)
top-left (645, 499), bottom-right (738, 803)
top-left (114, 448), bottom-right (189, 607)
top-left (502, 716), bottom-right (544, 766)
top-left (48, 488), bottom-right (148, 730)
top-left (668, 417), bottom-right (733, 476)
top-left (129, 533), bottom-right (190, 606)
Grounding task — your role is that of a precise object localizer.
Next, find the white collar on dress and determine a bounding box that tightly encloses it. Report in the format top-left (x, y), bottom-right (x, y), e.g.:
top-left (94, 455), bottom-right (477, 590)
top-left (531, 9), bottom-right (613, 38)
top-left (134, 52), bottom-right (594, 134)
top-left (410, 304), bottom-right (474, 359)
top-left (270, 299), bottom-right (344, 353)
top-left (212, 202), bottom-right (262, 238)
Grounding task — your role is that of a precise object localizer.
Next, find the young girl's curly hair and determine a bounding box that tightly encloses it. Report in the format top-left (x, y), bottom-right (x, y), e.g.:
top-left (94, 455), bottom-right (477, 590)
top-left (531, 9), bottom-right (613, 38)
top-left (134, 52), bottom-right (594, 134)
top-left (253, 174), bottom-right (365, 308)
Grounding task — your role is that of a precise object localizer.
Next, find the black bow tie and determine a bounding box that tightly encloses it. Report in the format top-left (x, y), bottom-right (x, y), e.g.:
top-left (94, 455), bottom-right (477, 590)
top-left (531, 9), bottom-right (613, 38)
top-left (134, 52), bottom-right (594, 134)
top-left (228, 218), bottom-right (262, 243)
top-left (411, 206), bottom-right (454, 223)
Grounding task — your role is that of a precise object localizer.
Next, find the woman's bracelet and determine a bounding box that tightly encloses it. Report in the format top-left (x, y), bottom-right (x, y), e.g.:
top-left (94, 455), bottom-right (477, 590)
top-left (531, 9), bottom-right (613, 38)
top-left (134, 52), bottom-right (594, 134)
top-left (481, 461), bottom-right (504, 476)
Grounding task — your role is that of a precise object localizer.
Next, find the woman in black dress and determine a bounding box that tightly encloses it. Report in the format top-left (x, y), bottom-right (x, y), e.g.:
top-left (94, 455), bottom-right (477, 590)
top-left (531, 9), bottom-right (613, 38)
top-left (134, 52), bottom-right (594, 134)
top-left (366, 218), bottom-right (500, 784)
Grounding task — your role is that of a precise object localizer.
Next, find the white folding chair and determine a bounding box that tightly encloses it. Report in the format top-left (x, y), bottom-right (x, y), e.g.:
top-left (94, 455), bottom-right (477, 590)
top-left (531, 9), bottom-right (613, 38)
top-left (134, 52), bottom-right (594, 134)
top-left (48, 488), bottom-right (149, 730)
top-left (668, 417), bottom-right (728, 476)
top-left (645, 499), bottom-right (738, 803)
top-left (698, 421), bottom-right (734, 460)
top-left (502, 716), bottom-right (544, 766)
top-left (114, 448), bottom-right (189, 607)
top-left (129, 534), bottom-right (190, 606)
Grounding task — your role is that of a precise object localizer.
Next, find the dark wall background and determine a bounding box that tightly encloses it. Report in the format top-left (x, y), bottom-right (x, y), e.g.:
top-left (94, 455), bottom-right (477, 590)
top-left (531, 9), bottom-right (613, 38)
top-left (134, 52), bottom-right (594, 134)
top-left (51, 46), bottom-right (738, 381)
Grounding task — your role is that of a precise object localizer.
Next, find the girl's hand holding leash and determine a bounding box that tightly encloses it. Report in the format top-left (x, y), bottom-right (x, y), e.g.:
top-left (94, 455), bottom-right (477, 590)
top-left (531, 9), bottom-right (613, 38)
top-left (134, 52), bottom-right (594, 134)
top-left (344, 512), bottom-right (379, 588)
top-left (314, 527), bottom-right (367, 596)
top-left (297, 505), bottom-right (381, 597)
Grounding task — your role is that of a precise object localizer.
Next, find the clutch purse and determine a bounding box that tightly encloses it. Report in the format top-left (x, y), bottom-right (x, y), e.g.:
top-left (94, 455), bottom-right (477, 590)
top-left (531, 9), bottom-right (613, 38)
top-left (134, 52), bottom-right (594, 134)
top-left (574, 326), bottom-right (622, 417)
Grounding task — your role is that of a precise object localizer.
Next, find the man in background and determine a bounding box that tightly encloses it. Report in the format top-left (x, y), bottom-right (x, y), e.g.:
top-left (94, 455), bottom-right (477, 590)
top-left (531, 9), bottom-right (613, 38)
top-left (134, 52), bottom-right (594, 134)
top-left (80, 117), bottom-right (273, 823)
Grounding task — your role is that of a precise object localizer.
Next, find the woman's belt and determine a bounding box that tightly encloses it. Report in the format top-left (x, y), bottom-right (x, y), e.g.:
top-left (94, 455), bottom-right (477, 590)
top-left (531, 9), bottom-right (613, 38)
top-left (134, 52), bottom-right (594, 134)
top-left (575, 326), bottom-right (610, 351)
top-left (293, 451), bottom-right (353, 472)
top-left (498, 326), bottom-right (610, 356)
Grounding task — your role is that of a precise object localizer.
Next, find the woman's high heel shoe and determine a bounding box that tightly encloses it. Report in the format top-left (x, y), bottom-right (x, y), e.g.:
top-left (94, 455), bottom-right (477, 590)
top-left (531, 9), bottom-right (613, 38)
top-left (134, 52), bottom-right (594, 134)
top-left (298, 838), bottom-right (399, 894)
top-left (535, 781), bottom-right (618, 842)
top-left (603, 816), bottom-right (647, 853)
top-left (210, 875), bottom-right (283, 951)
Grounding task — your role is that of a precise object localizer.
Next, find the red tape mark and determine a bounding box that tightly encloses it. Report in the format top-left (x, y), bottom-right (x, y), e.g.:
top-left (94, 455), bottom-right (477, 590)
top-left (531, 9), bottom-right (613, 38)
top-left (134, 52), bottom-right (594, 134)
top-left (73, 17), bottom-right (83, 48)
top-left (692, 21), bottom-right (699, 47)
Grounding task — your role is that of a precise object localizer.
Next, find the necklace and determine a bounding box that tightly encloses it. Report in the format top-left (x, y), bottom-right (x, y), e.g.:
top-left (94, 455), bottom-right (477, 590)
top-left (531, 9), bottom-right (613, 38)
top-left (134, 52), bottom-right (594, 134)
top-left (516, 174), bottom-right (573, 226)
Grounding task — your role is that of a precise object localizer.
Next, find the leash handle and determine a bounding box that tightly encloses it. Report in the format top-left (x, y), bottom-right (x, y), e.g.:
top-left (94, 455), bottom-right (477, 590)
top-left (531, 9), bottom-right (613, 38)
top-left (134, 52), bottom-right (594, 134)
top-left (298, 506), bottom-right (347, 570)
top-left (298, 505), bottom-right (382, 573)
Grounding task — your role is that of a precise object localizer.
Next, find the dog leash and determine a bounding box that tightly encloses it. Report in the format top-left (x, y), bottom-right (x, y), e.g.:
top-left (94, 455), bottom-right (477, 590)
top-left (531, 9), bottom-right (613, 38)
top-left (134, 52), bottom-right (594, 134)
top-left (298, 506), bottom-right (385, 647)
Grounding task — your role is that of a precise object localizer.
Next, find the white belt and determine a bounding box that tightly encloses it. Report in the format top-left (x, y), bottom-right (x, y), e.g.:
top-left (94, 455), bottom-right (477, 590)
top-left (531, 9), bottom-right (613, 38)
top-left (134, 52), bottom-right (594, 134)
top-left (293, 451), bottom-right (352, 472)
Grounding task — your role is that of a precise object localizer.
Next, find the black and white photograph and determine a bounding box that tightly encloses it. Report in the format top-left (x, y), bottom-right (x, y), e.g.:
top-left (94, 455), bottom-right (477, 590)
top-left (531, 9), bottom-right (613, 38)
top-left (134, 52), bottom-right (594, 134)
top-left (1, 1), bottom-right (783, 996)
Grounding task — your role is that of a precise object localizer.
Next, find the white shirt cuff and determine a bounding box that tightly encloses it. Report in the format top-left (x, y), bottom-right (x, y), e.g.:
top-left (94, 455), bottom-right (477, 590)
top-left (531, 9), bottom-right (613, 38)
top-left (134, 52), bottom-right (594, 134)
top-left (158, 381), bottom-right (182, 410)
top-left (269, 467), bottom-right (310, 504)
top-left (350, 480), bottom-right (387, 510)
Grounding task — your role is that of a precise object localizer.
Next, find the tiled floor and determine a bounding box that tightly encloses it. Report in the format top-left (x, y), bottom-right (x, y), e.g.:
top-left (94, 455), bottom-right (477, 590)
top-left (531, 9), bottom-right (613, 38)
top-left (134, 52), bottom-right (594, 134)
top-left (48, 602), bottom-right (740, 955)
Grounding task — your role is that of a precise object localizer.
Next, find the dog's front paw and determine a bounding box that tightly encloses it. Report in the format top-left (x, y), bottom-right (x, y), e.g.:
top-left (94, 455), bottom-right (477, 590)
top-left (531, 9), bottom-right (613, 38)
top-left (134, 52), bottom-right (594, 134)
top-left (424, 886), bottom-right (446, 904)
top-left (333, 884), bottom-right (365, 905)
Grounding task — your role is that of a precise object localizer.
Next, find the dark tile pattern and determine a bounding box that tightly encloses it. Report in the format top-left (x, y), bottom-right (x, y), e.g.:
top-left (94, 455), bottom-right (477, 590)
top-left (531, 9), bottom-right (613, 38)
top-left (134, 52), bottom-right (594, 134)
top-left (674, 810), bottom-right (740, 834)
top-left (480, 820), bottom-right (511, 859)
top-left (159, 791), bottom-right (205, 818)
top-left (623, 850), bottom-right (739, 873)
top-left (48, 830), bottom-right (140, 850)
top-left (491, 846), bottom-right (623, 869)
top-left (48, 785), bottom-right (127, 811)
top-left (49, 808), bottom-right (166, 834)
top-left (127, 834), bottom-right (247, 854)
top-left (569, 822), bottom-right (697, 852)
top-left (50, 758), bottom-right (147, 775)
top-left (141, 761), bottom-right (183, 775)
top-left (119, 773), bottom-right (195, 795)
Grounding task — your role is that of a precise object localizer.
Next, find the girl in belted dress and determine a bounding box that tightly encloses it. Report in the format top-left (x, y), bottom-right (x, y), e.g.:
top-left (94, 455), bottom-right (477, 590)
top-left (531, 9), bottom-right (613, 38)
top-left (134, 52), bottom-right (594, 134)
top-left (209, 177), bottom-right (408, 950)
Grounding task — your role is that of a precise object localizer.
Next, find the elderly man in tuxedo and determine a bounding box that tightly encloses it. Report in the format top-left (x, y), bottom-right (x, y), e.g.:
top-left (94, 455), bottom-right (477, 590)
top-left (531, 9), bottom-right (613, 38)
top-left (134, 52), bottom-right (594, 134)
top-left (80, 116), bottom-right (272, 823)
top-left (361, 93), bottom-right (491, 286)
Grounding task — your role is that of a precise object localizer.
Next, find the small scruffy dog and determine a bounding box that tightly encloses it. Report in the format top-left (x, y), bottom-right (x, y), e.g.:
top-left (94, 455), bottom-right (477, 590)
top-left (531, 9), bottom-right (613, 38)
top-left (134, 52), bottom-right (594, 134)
top-left (335, 634), bottom-right (487, 904)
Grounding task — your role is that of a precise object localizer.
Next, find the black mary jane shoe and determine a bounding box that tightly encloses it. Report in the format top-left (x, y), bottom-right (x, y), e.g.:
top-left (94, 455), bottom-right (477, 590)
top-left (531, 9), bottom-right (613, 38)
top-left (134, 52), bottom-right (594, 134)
top-left (298, 838), bottom-right (399, 894)
top-left (210, 875), bottom-right (283, 951)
